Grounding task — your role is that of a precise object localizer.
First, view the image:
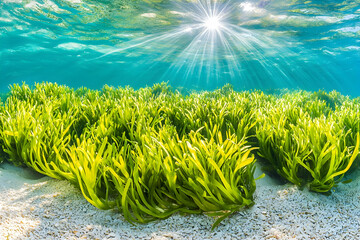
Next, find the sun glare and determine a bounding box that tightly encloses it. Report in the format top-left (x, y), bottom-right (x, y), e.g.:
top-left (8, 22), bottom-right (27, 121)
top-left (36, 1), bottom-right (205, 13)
top-left (204, 16), bottom-right (222, 31)
top-left (97, 0), bottom-right (288, 88)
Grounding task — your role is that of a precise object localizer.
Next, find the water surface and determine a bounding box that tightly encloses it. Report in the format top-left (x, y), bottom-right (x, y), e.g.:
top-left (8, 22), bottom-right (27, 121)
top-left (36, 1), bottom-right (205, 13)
top-left (1, 0), bottom-right (359, 95)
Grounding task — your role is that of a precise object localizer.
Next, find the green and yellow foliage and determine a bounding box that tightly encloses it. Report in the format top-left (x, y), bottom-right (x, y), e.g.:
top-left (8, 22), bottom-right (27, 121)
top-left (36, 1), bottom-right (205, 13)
top-left (0, 82), bottom-right (257, 229)
top-left (0, 82), bottom-right (359, 227)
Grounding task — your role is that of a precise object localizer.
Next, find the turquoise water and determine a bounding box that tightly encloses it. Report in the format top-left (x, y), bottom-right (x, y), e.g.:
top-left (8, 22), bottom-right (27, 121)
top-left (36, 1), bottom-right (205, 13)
top-left (1, 0), bottom-right (359, 95)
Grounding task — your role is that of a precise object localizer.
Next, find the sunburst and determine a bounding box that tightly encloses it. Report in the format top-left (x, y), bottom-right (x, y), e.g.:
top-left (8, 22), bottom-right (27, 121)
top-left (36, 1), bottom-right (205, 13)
top-left (94, 0), bottom-right (300, 89)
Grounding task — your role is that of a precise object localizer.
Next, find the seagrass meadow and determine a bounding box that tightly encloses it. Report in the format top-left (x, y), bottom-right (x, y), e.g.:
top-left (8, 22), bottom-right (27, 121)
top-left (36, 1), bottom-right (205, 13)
top-left (0, 82), bottom-right (360, 229)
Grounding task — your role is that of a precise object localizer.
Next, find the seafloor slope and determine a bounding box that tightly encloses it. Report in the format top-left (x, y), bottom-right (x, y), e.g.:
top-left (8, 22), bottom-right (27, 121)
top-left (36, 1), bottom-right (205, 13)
top-left (1, 162), bottom-right (359, 240)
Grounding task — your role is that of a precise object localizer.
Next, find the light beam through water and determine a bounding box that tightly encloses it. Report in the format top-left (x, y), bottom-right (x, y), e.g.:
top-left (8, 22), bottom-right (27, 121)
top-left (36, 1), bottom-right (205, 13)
top-left (93, 0), bottom-right (342, 90)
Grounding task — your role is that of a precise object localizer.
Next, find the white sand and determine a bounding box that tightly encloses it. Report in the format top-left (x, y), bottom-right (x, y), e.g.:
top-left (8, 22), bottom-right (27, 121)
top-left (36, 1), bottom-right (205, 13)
top-left (1, 162), bottom-right (360, 240)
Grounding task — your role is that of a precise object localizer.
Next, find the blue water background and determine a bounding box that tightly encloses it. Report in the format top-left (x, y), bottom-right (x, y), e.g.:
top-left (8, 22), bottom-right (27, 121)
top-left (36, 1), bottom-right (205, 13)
top-left (1, 0), bottom-right (359, 95)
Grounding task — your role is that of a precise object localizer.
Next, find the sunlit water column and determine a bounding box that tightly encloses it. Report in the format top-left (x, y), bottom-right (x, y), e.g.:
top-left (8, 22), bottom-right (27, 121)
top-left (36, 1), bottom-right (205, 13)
top-left (93, 0), bottom-right (345, 92)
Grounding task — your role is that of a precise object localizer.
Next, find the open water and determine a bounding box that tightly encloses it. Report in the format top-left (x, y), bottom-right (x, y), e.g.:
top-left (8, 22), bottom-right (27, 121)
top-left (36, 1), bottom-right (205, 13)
top-left (1, 0), bottom-right (359, 95)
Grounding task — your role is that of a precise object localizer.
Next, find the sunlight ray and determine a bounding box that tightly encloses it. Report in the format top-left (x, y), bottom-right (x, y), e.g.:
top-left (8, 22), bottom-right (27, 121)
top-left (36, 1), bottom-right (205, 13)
top-left (93, 0), bottom-right (310, 89)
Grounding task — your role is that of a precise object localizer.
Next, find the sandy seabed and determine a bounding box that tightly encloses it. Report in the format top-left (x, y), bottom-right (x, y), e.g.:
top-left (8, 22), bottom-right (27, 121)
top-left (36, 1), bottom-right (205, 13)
top-left (1, 162), bottom-right (360, 240)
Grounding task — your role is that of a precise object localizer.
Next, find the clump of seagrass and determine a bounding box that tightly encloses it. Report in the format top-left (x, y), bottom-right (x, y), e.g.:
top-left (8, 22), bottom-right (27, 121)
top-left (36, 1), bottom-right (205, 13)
top-left (0, 82), bottom-right (258, 229)
top-left (256, 94), bottom-right (360, 192)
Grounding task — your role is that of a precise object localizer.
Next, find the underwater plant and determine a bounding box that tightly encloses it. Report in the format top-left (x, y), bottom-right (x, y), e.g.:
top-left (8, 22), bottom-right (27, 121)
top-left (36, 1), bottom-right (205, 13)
top-left (310, 90), bottom-right (342, 111)
top-left (256, 95), bottom-right (360, 192)
top-left (0, 98), bottom-right (5, 164)
top-left (256, 102), bottom-right (310, 186)
top-left (155, 128), bottom-right (257, 229)
top-left (296, 117), bottom-right (359, 192)
top-left (150, 81), bottom-right (173, 98)
top-left (0, 98), bottom-right (75, 177)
